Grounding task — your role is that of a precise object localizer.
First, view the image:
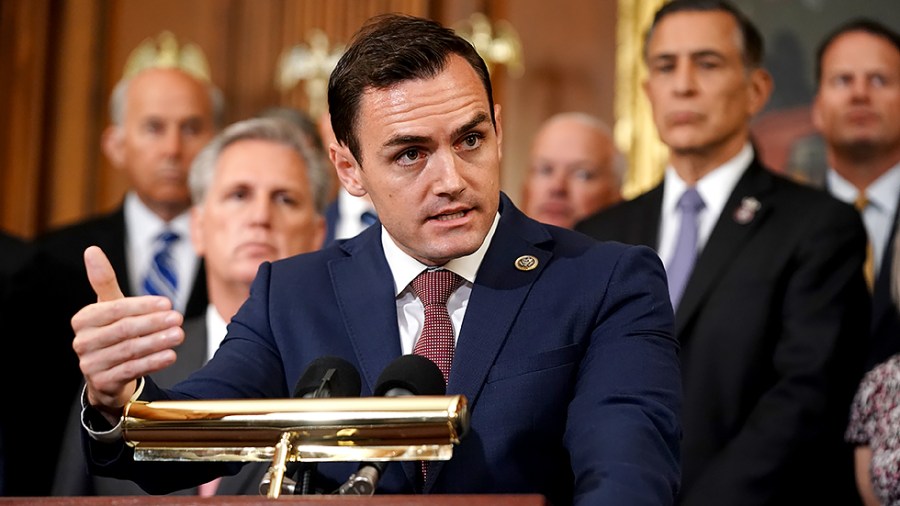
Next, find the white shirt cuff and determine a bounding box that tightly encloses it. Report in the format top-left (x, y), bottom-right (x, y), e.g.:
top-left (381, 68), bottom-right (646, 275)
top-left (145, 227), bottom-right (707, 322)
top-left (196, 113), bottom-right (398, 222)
top-left (80, 377), bottom-right (146, 443)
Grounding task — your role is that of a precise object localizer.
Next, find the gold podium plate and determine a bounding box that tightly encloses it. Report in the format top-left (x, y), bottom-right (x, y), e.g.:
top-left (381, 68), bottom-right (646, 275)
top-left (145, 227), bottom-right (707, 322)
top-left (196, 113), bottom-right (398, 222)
top-left (123, 395), bottom-right (468, 463)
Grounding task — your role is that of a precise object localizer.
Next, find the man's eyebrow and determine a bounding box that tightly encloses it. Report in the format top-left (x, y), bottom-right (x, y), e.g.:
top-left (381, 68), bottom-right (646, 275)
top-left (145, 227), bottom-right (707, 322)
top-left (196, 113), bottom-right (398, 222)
top-left (452, 112), bottom-right (490, 139)
top-left (689, 49), bottom-right (726, 60)
top-left (382, 112), bottom-right (491, 150)
top-left (383, 134), bottom-right (430, 149)
top-left (649, 49), bottom-right (726, 61)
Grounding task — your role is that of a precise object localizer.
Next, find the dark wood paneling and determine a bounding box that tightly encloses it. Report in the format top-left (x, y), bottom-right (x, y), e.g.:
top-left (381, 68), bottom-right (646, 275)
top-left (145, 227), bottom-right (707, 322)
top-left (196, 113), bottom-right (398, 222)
top-left (0, 0), bottom-right (52, 236)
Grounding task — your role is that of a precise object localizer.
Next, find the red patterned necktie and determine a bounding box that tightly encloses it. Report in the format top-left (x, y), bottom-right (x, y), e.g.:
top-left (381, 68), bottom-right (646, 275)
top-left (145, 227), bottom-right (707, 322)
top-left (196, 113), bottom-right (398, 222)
top-left (411, 269), bottom-right (464, 384)
top-left (410, 268), bottom-right (463, 485)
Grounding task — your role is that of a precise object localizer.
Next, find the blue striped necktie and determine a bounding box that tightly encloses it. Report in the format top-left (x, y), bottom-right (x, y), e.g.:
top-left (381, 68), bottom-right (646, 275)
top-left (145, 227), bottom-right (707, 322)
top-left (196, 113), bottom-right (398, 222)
top-left (142, 230), bottom-right (180, 303)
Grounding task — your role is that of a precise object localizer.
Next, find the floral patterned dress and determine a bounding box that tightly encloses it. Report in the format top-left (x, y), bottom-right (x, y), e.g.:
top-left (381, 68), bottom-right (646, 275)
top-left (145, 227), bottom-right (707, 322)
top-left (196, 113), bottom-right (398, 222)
top-left (846, 354), bottom-right (900, 505)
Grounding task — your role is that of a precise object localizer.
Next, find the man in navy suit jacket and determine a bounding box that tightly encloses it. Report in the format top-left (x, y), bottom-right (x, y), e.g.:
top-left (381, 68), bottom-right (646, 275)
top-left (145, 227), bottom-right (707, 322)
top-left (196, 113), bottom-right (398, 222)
top-left (71, 14), bottom-right (682, 505)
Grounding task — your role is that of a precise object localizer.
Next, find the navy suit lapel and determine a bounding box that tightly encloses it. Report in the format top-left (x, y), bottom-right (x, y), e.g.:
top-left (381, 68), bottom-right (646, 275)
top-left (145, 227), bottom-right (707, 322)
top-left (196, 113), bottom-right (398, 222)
top-left (426, 195), bottom-right (551, 486)
top-left (329, 226), bottom-right (403, 394)
top-left (676, 160), bottom-right (774, 335)
top-left (451, 203), bottom-right (550, 404)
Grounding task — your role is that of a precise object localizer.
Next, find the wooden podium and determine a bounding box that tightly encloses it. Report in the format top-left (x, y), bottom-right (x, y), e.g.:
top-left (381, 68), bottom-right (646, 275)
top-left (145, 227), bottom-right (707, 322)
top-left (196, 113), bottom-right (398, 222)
top-left (0, 495), bottom-right (549, 505)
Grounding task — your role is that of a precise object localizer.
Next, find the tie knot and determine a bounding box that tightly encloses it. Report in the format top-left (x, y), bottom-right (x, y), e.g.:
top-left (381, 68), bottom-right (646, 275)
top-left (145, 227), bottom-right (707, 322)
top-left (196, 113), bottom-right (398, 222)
top-left (156, 230), bottom-right (180, 247)
top-left (678, 187), bottom-right (705, 214)
top-left (412, 269), bottom-right (463, 307)
top-left (854, 194), bottom-right (869, 212)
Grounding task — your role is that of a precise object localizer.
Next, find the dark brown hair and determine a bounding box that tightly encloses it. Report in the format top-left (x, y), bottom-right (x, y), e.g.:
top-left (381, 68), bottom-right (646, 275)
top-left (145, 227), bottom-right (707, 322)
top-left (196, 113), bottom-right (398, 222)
top-left (327, 13), bottom-right (494, 163)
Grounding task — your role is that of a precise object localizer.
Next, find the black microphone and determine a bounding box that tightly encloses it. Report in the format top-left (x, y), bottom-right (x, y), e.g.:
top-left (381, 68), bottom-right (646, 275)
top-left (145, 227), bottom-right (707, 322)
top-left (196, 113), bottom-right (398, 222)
top-left (293, 355), bottom-right (363, 399)
top-left (259, 356), bottom-right (362, 496)
top-left (337, 354), bottom-right (445, 495)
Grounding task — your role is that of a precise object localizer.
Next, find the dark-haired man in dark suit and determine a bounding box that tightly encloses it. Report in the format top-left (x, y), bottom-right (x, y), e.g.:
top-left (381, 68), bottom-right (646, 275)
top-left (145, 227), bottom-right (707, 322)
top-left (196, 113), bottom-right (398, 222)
top-left (70, 13), bottom-right (681, 506)
top-left (812, 18), bottom-right (900, 373)
top-left (577, 1), bottom-right (869, 504)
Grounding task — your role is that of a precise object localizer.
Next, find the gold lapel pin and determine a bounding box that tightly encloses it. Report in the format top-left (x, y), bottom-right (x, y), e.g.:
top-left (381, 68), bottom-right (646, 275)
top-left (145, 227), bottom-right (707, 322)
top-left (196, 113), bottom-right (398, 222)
top-left (515, 255), bottom-right (538, 271)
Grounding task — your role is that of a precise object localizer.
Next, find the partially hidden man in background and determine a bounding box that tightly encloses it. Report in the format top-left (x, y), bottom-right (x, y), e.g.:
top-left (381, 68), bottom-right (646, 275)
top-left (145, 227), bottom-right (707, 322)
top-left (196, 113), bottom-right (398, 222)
top-left (812, 19), bottom-right (900, 373)
top-left (52, 116), bottom-right (331, 496)
top-left (576, 1), bottom-right (869, 504)
top-left (1, 32), bottom-right (221, 496)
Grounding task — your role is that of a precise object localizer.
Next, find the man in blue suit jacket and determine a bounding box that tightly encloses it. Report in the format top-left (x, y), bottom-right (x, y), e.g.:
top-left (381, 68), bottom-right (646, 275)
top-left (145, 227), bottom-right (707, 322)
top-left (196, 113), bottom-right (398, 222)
top-left (71, 14), bottom-right (682, 505)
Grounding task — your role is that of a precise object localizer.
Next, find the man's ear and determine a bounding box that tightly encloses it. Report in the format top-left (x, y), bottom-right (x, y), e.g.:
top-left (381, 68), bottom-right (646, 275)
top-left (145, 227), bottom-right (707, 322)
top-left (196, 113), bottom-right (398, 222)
top-left (811, 93), bottom-right (825, 133)
top-left (747, 68), bottom-right (774, 118)
top-left (330, 143), bottom-right (367, 198)
top-left (101, 126), bottom-right (125, 169)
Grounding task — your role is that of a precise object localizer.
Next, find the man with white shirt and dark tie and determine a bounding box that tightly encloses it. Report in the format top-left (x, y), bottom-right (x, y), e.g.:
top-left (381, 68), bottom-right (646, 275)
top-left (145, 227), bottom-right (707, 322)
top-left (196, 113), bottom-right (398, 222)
top-left (52, 116), bottom-right (332, 497)
top-left (576, 1), bottom-right (869, 504)
top-left (1, 32), bottom-right (220, 496)
top-left (812, 19), bottom-right (900, 372)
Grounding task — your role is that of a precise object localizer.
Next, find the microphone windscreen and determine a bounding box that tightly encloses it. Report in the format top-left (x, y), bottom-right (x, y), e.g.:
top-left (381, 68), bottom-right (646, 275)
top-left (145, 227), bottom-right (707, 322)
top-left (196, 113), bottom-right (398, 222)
top-left (374, 354), bottom-right (446, 396)
top-left (293, 356), bottom-right (362, 398)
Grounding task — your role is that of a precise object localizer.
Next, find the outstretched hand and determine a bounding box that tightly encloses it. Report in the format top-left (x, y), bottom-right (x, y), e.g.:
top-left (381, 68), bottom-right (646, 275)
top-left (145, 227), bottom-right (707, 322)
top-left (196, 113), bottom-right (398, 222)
top-left (72, 246), bottom-right (184, 418)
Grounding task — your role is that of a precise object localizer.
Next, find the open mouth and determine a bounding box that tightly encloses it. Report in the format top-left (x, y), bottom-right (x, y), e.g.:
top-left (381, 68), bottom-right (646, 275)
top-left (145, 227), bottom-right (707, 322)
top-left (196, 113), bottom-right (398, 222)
top-left (434, 210), bottom-right (467, 221)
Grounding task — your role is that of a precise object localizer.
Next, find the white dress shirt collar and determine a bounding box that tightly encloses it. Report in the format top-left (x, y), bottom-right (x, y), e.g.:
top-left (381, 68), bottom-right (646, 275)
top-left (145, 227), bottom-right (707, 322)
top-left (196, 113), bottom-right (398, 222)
top-left (383, 211), bottom-right (500, 355)
top-left (205, 303), bottom-right (228, 364)
top-left (382, 212), bottom-right (500, 297)
top-left (335, 188), bottom-right (377, 241)
top-left (124, 192), bottom-right (197, 311)
top-left (658, 143), bottom-right (753, 267)
top-left (827, 162), bottom-right (900, 274)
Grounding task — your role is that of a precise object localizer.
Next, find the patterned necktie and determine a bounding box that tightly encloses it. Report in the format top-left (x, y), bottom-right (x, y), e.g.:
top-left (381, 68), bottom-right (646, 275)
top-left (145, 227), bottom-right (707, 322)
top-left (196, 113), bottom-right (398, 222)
top-left (411, 269), bottom-right (464, 384)
top-left (667, 188), bottom-right (706, 310)
top-left (411, 268), bottom-right (463, 487)
top-left (854, 194), bottom-right (875, 292)
top-left (142, 230), bottom-right (180, 302)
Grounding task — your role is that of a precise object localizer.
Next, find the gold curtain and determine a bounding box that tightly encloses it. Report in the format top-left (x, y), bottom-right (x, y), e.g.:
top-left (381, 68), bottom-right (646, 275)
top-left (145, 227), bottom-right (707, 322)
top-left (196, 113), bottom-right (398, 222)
top-left (615, 0), bottom-right (668, 199)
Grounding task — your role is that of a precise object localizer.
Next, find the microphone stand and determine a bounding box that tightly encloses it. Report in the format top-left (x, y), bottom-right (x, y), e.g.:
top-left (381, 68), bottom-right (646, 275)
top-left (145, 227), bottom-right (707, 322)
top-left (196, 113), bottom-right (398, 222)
top-left (259, 432), bottom-right (297, 498)
top-left (261, 367), bottom-right (338, 498)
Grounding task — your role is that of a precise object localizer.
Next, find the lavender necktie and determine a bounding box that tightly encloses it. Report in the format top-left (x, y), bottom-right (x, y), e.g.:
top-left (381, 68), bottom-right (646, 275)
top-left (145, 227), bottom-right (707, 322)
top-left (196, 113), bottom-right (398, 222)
top-left (667, 188), bottom-right (705, 310)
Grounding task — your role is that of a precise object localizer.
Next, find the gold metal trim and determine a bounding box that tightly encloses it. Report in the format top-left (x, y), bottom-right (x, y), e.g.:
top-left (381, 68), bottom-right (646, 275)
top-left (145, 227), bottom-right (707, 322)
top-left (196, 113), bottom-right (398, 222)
top-left (615, 0), bottom-right (668, 198)
top-left (123, 395), bottom-right (468, 463)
